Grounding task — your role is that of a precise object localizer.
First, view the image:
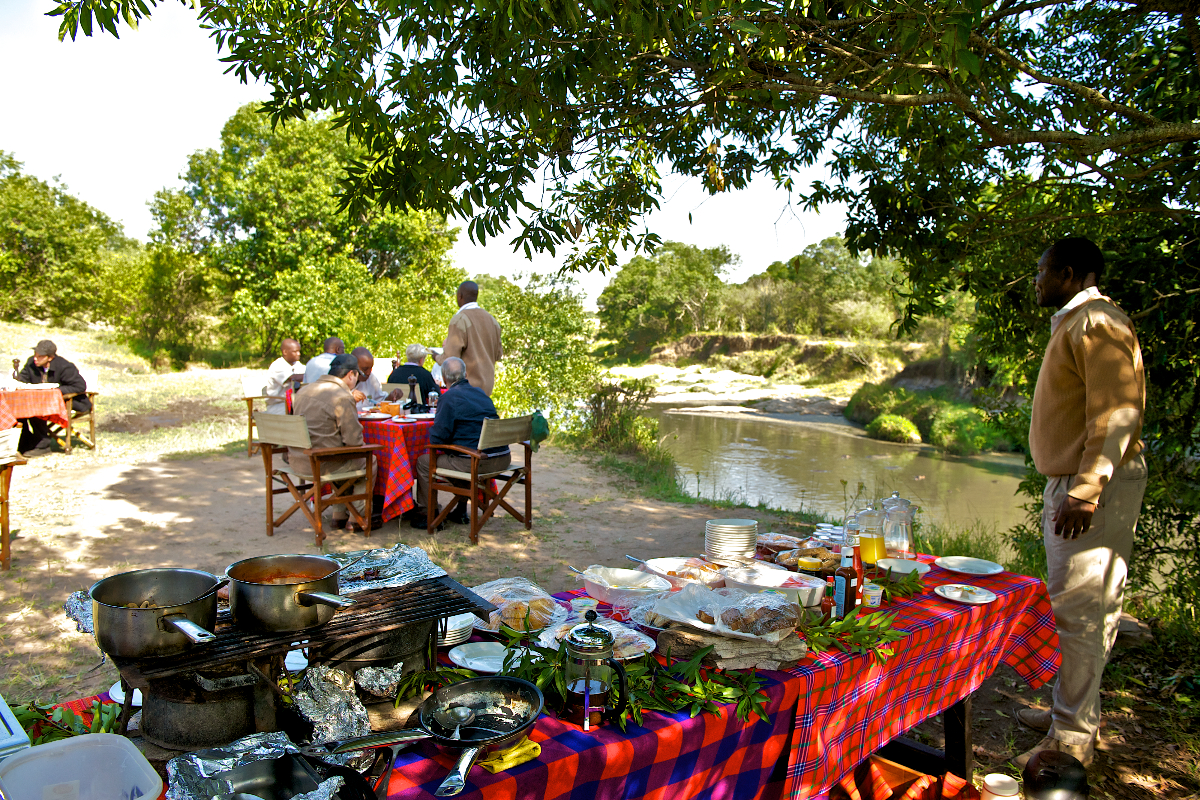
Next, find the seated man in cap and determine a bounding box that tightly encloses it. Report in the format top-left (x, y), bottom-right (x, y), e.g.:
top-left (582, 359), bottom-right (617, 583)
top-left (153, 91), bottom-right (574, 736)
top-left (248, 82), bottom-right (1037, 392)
top-left (291, 353), bottom-right (378, 530)
top-left (410, 357), bottom-right (511, 528)
top-left (14, 339), bottom-right (91, 456)
top-left (386, 344), bottom-right (441, 402)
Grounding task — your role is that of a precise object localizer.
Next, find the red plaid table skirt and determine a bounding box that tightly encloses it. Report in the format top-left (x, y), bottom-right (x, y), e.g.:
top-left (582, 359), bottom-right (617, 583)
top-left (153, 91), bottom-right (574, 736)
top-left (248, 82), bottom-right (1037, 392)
top-left (0, 389), bottom-right (70, 431)
top-left (363, 419), bottom-right (434, 521)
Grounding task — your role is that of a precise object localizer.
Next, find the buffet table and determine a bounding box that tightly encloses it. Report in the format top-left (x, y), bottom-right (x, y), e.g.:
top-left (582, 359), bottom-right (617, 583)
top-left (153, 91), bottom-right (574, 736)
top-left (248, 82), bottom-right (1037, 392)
top-left (361, 418), bottom-right (434, 522)
top-left (0, 388), bottom-right (70, 431)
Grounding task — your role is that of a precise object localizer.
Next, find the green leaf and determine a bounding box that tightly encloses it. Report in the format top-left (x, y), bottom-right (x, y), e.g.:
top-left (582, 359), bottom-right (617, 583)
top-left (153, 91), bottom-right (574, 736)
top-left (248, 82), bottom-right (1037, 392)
top-left (729, 20), bottom-right (762, 36)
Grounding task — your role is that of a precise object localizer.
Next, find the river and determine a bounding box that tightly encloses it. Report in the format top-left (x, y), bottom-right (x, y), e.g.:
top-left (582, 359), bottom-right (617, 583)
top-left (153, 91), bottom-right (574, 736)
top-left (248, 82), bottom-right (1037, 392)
top-left (650, 409), bottom-right (1029, 532)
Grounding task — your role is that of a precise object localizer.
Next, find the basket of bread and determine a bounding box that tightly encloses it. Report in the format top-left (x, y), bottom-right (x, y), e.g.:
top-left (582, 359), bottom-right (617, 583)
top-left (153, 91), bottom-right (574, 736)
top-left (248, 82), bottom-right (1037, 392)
top-left (471, 577), bottom-right (568, 633)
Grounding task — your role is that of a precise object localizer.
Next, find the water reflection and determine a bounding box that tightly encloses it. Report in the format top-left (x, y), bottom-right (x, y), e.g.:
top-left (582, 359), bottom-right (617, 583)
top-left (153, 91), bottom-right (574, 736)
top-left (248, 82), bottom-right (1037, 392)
top-left (652, 410), bottom-right (1027, 530)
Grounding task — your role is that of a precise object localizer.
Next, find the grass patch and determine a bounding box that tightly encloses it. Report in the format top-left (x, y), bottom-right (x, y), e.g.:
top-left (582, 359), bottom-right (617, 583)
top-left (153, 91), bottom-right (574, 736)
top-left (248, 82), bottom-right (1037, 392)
top-left (866, 413), bottom-right (921, 444)
top-left (913, 518), bottom-right (1006, 565)
top-left (846, 382), bottom-right (1013, 455)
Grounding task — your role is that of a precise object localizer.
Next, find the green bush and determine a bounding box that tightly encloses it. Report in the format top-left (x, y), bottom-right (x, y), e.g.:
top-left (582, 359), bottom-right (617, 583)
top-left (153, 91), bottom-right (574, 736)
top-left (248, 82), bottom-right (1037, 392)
top-left (866, 414), bottom-right (921, 443)
top-left (845, 383), bottom-right (909, 423)
top-left (847, 382), bottom-right (1011, 454)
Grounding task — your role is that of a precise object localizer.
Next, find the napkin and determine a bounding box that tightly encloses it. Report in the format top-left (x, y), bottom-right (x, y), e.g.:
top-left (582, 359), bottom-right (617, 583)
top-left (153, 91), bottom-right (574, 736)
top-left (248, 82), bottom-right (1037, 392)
top-left (477, 736), bottom-right (541, 773)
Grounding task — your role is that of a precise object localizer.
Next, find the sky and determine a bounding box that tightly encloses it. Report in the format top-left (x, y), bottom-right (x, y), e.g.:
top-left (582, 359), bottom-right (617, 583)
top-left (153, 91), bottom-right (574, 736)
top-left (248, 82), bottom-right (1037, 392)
top-left (0, 1), bottom-right (848, 308)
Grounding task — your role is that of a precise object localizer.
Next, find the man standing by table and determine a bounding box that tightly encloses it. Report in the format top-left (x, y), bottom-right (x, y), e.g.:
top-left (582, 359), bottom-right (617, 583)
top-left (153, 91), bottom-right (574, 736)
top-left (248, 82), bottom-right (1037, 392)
top-left (264, 338), bottom-right (305, 415)
top-left (435, 281), bottom-right (502, 396)
top-left (14, 340), bottom-right (90, 456)
top-left (410, 357), bottom-right (511, 528)
top-left (1015, 236), bottom-right (1148, 768)
top-left (303, 337), bottom-right (344, 385)
top-left (291, 353), bottom-right (375, 530)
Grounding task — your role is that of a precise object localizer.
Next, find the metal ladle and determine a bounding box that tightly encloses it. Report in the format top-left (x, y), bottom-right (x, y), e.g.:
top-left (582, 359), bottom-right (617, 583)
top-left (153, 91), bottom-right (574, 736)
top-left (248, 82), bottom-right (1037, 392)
top-left (433, 706), bottom-right (475, 740)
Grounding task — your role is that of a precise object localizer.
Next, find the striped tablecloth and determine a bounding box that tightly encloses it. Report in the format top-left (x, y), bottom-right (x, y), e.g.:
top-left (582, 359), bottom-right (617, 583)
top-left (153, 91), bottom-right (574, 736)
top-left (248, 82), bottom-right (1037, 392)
top-left (0, 388), bottom-right (70, 431)
top-left (362, 418), bottom-right (434, 521)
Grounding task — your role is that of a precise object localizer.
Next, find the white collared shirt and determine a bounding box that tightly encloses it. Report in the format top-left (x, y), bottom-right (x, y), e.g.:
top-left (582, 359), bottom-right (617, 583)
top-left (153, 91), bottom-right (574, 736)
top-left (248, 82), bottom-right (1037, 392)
top-left (1051, 286), bottom-right (1103, 333)
top-left (459, 301), bottom-right (481, 311)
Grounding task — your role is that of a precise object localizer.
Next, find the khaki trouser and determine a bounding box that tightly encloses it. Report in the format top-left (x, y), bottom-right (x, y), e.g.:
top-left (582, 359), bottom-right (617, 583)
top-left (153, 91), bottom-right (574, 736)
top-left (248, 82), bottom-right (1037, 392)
top-left (289, 456), bottom-right (375, 521)
top-left (1042, 453), bottom-right (1147, 745)
top-left (414, 451), bottom-right (512, 513)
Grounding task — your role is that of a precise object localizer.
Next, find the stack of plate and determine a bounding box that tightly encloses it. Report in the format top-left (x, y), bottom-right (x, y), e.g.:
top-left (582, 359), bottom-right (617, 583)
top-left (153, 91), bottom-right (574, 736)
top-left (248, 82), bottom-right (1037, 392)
top-left (705, 518), bottom-right (758, 559)
top-left (438, 612), bottom-right (475, 647)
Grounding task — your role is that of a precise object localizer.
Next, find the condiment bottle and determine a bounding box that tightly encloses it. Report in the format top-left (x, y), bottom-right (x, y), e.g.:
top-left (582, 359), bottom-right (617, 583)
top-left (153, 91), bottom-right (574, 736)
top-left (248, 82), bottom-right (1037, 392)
top-left (796, 557), bottom-right (821, 578)
top-left (833, 551), bottom-right (858, 619)
top-left (820, 578), bottom-right (835, 621)
top-left (852, 544), bottom-right (864, 600)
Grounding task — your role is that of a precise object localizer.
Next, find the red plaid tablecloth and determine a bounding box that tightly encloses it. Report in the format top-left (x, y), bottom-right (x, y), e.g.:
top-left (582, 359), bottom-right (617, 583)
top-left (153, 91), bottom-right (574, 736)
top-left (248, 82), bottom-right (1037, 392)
top-left (778, 555), bottom-right (1059, 799)
top-left (0, 389), bottom-right (70, 430)
top-left (363, 419), bottom-right (434, 521)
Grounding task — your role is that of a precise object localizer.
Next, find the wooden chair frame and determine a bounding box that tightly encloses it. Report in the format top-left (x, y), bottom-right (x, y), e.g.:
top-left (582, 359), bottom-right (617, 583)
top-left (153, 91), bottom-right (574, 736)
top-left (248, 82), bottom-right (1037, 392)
top-left (1, 429), bottom-right (27, 570)
top-left (428, 415), bottom-right (533, 544)
top-left (242, 375), bottom-right (269, 457)
top-left (254, 412), bottom-right (382, 547)
top-left (57, 391), bottom-right (100, 455)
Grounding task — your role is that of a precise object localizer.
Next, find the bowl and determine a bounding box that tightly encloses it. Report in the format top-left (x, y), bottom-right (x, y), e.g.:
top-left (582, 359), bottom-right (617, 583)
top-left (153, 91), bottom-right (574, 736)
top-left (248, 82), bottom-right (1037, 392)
top-left (876, 558), bottom-right (930, 576)
top-left (722, 566), bottom-right (826, 607)
top-left (581, 567), bottom-right (672, 606)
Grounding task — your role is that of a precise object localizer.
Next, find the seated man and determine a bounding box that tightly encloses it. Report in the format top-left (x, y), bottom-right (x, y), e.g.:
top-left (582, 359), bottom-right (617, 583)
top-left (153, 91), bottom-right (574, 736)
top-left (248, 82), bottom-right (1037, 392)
top-left (411, 357), bottom-right (511, 528)
top-left (15, 340), bottom-right (91, 456)
top-left (290, 353), bottom-right (375, 530)
top-left (264, 338), bottom-right (305, 415)
top-left (302, 337), bottom-right (344, 385)
top-left (350, 346), bottom-right (388, 411)
top-left (386, 344), bottom-right (441, 402)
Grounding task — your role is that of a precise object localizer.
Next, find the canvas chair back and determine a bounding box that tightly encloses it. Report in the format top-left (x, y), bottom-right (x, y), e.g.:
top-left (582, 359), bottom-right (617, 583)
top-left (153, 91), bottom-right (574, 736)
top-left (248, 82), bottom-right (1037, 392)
top-left (0, 428), bottom-right (20, 463)
top-left (253, 412), bottom-right (312, 449)
top-left (477, 415), bottom-right (533, 450)
top-left (242, 374), bottom-right (267, 399)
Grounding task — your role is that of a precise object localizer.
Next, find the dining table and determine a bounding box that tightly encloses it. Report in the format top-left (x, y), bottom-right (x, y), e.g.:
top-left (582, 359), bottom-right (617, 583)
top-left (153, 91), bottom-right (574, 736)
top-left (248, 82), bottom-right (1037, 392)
top-left (361, 416), bottom-right (435, 522)
top-left (0, 387), bottom-right (70, 432)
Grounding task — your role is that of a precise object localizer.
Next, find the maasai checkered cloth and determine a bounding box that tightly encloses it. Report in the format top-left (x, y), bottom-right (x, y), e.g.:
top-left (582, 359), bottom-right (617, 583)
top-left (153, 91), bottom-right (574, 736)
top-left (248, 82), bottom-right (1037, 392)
top-left (0, 389), bottom-right (70, 430)
top-left (362, 418), bottom-right (433, 521)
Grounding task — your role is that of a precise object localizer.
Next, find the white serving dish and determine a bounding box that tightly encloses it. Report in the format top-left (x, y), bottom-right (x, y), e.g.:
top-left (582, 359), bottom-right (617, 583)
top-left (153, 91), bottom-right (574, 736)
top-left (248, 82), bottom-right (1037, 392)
top-left (876, 558), bottom-right (931, 576)
top-left (636, 557), bottom-right (725, 589)
top-left (722, 566), bottom-right (826, 607)
top-left (0, 733), bottom-right (162, 800)
top-left (934, 556), bottom-right (1004, 576)
top-left (581, 567), bottom-right (671, 606)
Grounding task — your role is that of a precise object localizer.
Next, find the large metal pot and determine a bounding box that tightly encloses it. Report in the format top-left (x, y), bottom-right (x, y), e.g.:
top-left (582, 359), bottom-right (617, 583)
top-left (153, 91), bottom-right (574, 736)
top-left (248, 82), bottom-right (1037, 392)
top-left (226, 555), bottom-right (357, 633)
top-left (89, 568), bottom-right (224, 659)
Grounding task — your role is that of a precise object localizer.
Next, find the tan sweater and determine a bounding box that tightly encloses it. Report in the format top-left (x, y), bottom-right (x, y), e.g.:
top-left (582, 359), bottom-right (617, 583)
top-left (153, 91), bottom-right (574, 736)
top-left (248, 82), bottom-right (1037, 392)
top-left (1029, 295), bottom-right (1144, 504)
top-left (439, 305), bottom-right (503, 396)
top-left (290, 374), bottom-right (365, 477)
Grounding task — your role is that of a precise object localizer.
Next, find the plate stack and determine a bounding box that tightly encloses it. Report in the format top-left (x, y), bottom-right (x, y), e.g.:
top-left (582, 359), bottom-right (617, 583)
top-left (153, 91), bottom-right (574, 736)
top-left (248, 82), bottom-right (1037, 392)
top-left (705, 518), bottom-right (758, 560)
top-left (438, 612), bottom-right (476, 647)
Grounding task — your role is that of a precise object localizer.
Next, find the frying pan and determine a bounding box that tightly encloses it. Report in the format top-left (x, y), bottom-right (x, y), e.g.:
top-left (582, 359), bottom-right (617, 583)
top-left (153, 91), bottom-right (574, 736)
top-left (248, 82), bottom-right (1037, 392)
top-left (301, 676), bottom-right (543, 797)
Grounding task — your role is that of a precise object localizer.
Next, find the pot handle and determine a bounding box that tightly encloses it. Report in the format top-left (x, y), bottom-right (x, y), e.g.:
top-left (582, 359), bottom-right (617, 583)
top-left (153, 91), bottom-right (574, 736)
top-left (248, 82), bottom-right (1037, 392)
top-left (161, 615), bottom-right (218, 644)
top-left (300, 728), bottom-right (431, 757)
top-left (605, 657), bottom-right (629, 723)
top-left (434, 746), bottom-right (483, 797)
top-left (296, 591), bottom-right (357, 609)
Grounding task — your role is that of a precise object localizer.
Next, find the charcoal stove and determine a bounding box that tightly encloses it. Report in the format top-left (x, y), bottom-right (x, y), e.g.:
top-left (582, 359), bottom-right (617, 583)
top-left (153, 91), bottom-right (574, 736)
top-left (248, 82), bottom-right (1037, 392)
top-left (112, 576), bottom-right (494, 750)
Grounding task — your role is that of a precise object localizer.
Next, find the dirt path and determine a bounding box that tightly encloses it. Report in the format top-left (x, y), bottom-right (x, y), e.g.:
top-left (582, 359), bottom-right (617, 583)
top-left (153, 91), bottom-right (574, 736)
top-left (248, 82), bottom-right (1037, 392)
top-left (0, 444), bottom-right (807, 704)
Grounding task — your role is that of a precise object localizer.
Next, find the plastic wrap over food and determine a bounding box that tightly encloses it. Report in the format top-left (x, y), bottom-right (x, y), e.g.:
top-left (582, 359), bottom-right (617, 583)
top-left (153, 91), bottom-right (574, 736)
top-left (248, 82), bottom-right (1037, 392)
top-left (355, 661), bottom-right (405, 698)
top-left (755, 532), bottom-right (805, 558)
top-left (537, 617), bottom-right (656, 660)
top-left (471, 577), bottom-right (568, 632)
top-left (295, 665), bottom-right (372, 767)
top-left (64, 590), bottom-right (93, 635)
top-left (652, 583), bottom-right (800, 643)
top-left (620, 591), bottom-right (674, 631)
top-left (334, 544), bottom-right (446, 594)
top-left (775, 546), bottom-right (840, 573)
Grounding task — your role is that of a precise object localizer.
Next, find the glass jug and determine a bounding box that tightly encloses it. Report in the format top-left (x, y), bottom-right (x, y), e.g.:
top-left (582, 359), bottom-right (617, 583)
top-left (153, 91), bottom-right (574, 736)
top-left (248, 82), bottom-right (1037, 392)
top-left (855, 506), bottom-right (887, 570)
top-left (884, 505), bottom-right (915, 559)
top-left (563, 611), bottom-right (628, 731)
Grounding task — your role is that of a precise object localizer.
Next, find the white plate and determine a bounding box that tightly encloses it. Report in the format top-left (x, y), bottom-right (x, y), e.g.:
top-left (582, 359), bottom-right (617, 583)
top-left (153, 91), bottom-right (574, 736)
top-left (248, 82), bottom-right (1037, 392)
top-left (359, 412), bottom-right (391, 420)
top-left (108, 681), bottom-right (143, 707)
top-left (391, 416), bottom-right (415, 423)
top-left (876, 558), bottom-right (931, 576)
top-left (408, 412), bottom-right (436, 420)
top-left (448, 642), bottom-right (536, 673)
top-left (16, 383), bottom-right (60, 390)
top-left (285, 650), bottom-right (309, 672)
top-left (934, 584), bottom-right (998, 605)
top-left (934, 556), bottom-right (1004, 576)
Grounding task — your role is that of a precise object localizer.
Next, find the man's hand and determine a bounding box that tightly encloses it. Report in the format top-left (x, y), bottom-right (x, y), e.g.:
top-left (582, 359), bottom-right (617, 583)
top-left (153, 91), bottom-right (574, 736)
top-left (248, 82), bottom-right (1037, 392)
top-left (351, 390), bottom-right (366, 403)
top-left (1053, 494), bottom-right (1097, 539)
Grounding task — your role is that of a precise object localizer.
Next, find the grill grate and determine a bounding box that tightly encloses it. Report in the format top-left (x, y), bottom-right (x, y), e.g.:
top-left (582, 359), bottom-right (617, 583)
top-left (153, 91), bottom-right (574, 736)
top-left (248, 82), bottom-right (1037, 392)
top-left (117, 576), bottom-right (494, 681)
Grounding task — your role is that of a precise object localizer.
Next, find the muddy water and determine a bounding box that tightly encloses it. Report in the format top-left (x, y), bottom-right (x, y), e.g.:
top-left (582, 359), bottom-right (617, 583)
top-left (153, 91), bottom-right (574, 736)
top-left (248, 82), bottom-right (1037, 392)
top-left (652, 410), bottom-right (1028, 531)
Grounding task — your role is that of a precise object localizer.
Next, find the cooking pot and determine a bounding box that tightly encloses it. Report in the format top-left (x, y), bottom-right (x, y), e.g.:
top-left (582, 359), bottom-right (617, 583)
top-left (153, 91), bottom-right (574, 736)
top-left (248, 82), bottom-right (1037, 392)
top-left (89, 568), bottom-right (225, 659)
top-left (301, 675), bottom-right (543, 797)
top-left (226, 555), bottom-right (357, 633)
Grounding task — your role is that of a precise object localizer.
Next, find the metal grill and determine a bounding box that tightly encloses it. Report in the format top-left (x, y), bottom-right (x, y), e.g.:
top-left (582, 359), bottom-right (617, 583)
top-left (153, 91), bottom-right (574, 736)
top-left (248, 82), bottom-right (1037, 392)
top-left (117, 576), bottom-right (493, 681)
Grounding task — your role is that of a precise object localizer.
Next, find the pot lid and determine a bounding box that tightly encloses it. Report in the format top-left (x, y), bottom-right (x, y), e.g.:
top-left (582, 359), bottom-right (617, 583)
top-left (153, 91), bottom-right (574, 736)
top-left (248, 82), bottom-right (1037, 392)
top-left (565, 611), bottom-right (613, 654)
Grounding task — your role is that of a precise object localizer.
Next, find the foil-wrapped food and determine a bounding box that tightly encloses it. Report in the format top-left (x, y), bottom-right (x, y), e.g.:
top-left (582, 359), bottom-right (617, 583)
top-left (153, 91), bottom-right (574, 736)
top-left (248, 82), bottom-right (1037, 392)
top-left (333, 543), bottom-right (447, 594)
top-left (166, 731), bottom-right (342, 800)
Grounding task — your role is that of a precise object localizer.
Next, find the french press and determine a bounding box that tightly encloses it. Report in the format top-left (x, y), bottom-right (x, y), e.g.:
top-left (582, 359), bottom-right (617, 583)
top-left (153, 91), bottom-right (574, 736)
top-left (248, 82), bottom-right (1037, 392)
top-left (563, 611), bottom-right (628, 731)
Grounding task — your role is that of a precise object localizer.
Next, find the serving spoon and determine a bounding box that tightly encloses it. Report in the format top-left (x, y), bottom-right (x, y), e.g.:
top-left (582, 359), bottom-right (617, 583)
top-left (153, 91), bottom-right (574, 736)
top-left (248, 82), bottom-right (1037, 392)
top-left (433, 706), bottom-right (475, 740)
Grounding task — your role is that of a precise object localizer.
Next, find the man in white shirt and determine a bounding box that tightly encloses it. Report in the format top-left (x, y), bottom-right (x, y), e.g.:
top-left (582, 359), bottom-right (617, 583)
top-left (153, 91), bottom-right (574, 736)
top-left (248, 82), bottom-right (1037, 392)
top-left (303, 337), bottom-right (345, 385)
top-left (350, 346), bottom-right (387, 411)
top-left (264, 338), bottom-right (306, 414)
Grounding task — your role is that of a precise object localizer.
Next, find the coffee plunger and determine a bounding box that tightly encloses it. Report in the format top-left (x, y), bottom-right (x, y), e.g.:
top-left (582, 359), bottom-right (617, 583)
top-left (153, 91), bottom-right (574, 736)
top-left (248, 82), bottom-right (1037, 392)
top-left (563, 611), bottom-right (628, 731)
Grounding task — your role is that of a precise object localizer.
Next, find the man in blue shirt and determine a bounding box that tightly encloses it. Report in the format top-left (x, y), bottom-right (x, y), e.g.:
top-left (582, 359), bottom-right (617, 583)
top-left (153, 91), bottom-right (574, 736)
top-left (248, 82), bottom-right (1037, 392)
top-left (411, 357), bottom-right (511, 528)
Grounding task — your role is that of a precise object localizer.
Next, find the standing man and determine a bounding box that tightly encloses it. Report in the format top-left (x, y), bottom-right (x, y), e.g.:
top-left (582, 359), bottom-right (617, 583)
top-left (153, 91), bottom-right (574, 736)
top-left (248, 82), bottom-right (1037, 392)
top-left (303, 337), bottom-right (345, 385)
top-left (1015, 237), bottom-right (1148, 768)
top-left (264, 338), bottom-right (305, 415)
top-left (291, 353), bottom-right (374, 530)
top-left (410, 357), bottom-right (511, 528)
top-left (435, 281), bottom-right (503, 396)
top-left (15, 340), bottom-right (90, 456)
